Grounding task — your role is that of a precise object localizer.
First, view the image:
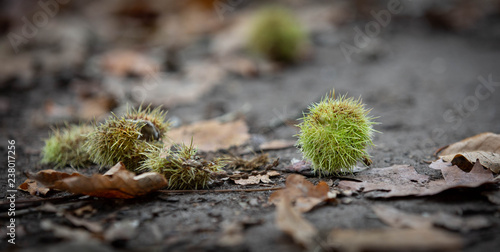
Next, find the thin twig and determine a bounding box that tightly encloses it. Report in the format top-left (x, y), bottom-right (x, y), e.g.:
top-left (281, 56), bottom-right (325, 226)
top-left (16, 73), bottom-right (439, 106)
top-left (158, 187), bottom-right (284, 194)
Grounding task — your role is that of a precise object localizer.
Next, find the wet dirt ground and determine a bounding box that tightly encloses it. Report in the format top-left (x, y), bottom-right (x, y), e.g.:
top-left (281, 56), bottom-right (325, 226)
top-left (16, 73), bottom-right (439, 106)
top-left (1, 1), bottom-right (500, 251)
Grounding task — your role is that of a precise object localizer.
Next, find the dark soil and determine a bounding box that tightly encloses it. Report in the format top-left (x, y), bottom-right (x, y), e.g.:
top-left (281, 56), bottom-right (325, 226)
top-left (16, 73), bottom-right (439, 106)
top-left (1, 1), bottom-right (500, 251)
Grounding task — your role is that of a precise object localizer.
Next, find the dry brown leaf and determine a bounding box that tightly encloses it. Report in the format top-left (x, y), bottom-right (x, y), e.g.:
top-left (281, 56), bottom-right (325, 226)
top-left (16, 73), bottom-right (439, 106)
top-left (18, 179), bottom-right (51, 196)
top-left (275, 196), bottom-right (318, 248)
top-left (441, 152), bottom-right (500, 173)
top-left (28, 162), bottom-right (168, 199)
top-left (339, 163), bottom-right (495, 198)
top-left (167, 119), bottom-right (250, 152)
top-left (328, 228), bottom-right (462, 252)
top-left (429, 159), bottom-right (494, 188)
top-left (371, 204), bottom-right (433, 229)
top-left (26, 169), bottom-right (83, 188)
top-left (234, 174), bottom-right (271, 186)
top-left (269, 174), bottom-right (334, 213)
top-left (338, 165), bottom-right (429, 198)
top-left (438, 132), bottom-right (500, 156)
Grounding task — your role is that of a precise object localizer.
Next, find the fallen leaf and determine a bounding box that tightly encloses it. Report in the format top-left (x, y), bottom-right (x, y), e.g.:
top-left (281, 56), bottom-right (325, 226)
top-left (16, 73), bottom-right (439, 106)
top-left (233, 172), bottom-right (274, 185)
top-left (26, 170), bottom-right (83, 188)
top-left (28, 162), bottom-right (168, 198)
top-left (269, 174), bottom-right (334, 213)
top-left (441, 152), bottom-right (500, 173)
top-left (167, 119), bottom-right (250, 152)
top-left (430, 159), bottom-right (494, 188)
top-left (438, 132), bottom-right (500, 156)
top-left (267, 171), bottom-right (281, 177)
top-left (18, 179), bottom-right (51, 196)
top-left (371, 204), bottom-right (432, 229)
top-left (339, 163), bottom-right (495, 198)
top-left (338, 165), bottom-right (429, 198)
top-left (328, 228), bottom-right (462, 252)
top-left (275, 196), bottom-right (318, 248)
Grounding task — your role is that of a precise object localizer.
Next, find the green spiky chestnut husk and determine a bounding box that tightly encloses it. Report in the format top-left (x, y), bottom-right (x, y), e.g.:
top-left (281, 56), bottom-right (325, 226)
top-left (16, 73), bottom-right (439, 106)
top-left (139, 143), bottom-right (225, 190)
top-left (296, 91), bottom-right (377, 174)
top-left (84, 105), bottom-right (170, 171)
top-left (248, 6), bottom-right (306, 63)
top-left (41, 124), bottom-right (94, 168)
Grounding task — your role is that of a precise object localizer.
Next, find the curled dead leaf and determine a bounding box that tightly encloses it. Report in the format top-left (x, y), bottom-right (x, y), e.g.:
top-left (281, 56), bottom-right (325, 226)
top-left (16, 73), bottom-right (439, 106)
top-left (430, 159), bottom-right (494, 188)
top-left (18, 179), bottom-right (51, 196)
top-left (437, 132), bottom-right (500, 173)
top-left (339, 163), bottom-right (495, 198)
top-left (437, 132), bottom-right (500, 156)
top-left (441, 152), bottom-right (500, 173)
top-left (233, 171), bottom-right (279, 185)
top-left (28, 162), bottom-right (168, 198)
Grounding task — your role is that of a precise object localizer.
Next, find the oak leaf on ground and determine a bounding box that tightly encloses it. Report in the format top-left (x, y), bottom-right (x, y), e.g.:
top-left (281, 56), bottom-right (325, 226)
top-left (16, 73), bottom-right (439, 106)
top-left (27, 162), bottom-right (168, 198)
top-left (338, 163), bottom-right (495, 198)
top-left (438, 132), bottom-right (500, 173)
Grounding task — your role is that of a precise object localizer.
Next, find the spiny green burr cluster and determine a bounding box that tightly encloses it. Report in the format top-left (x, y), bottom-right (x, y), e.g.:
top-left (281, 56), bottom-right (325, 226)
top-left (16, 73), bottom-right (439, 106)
top-left (41, 105), bottom-right (225, 189)
top-left (41, 124), bottom-right (94, 168)
top-left (248, 6), bottom-right (306, 63)
top-left (296, 91), bottom-right (377, 174)
top-left (139, 142), bottom-right (225, 189)
top-left (84, 105), bottom-right (170, 171)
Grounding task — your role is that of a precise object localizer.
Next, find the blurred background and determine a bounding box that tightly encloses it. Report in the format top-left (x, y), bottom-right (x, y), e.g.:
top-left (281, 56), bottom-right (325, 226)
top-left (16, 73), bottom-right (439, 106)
top-left (1, 0), bottom-right (500, 168)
